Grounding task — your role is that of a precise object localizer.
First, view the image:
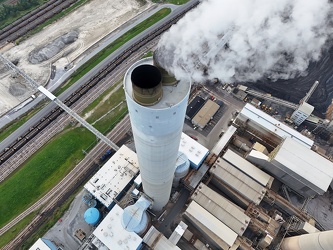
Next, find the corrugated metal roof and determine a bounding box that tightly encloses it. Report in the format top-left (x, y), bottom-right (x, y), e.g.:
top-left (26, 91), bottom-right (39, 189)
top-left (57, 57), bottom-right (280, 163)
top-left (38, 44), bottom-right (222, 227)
top-left (143, 226), bottom-right (180, 249)
top-left (211, 125), bottom-right (237, 156)
top-left (239, 103), bottom-right (313, 148)
top-left (169, 221), bottom-right (188, 245)
top-left (192, 99), bottom-right (220, 129)
top-left (223, 149), bottom-right (273, 187)
top-left (184, 213), bottom-right (230, 250)
top-left (274, 137), bottom-right (333, 194)
top-left (298, 102), bottom-right (314, 114)
top-left (210, 158), bottom-right (266, 205)
top-left (192, 183), bottom-right (250, 235)
top-left (184, 201), bottom-right (238, 247)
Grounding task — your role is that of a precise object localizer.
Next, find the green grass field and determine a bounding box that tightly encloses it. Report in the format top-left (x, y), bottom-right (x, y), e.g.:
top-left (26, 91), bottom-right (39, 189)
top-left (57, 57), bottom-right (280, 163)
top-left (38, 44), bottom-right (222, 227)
top-left (0, 82), bottom-right (127, 241)
top-left (0, 127), bottom-right (95, 228)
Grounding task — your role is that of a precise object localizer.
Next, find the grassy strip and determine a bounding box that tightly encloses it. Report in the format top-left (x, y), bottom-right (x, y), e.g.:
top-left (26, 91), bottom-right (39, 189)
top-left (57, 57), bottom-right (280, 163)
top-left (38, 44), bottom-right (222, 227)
top-left (0, 127), bottom-right (95, 228)
top-left (151, 0), bottom-right (190, 4)
top-left (0, 100), bottom-right (49, 142)
top-left (58, 8), bottom-right (171, 95)
top-left (0, 212), bottom-right (37, 248)
top-left (82, 81), bottom-right (128, 135)
top-left (142, 51), bottom-right (154, 58)
top-left (81, 81), bottom-right (122, 116)
top-left (19, 191), bottom-right (78, 250)
top-left (0, 83), bottom-right (127, 228)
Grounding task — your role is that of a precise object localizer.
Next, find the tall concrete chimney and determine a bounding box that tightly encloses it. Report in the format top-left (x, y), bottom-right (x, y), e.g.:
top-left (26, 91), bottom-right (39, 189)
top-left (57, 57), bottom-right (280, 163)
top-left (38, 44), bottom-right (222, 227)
top-left (123, 56), bottom-right (190, 211)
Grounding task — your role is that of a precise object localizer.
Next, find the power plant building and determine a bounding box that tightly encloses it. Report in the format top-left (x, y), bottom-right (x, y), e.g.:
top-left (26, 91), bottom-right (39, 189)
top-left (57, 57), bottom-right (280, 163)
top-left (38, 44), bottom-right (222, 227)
top-left (210, 157), bottom-right (267, 206)
top-left (222, 149), bottom-right (274, 188)
top-left (184, 200), bottom-right (238, 249)
top-left (191, 183), bottom-right (250, 236)
top-left (91, 204), bottom-right (143, 250)
top-left (185, 96), bottom-right (205, 120)
top-left (179, 133), bottom-right (209, 169)
top-left (237, 103), bottom-right (313, 148)
top-left (191, 99), bottom-right (220, 129)
top-left (246, 137), bottom-right (333, 197)
top-left (84, 145), bottom-right (139, 208)
top-left (124, 57), bottom-right (190, 211)
top-left (290, 102), bottom-right (314, 126)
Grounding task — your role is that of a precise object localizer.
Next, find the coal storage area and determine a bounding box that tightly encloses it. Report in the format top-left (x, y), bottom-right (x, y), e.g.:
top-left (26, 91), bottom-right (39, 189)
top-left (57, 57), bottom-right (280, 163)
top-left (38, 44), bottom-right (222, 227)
top-left (242, 44), bottom-right (333, 119)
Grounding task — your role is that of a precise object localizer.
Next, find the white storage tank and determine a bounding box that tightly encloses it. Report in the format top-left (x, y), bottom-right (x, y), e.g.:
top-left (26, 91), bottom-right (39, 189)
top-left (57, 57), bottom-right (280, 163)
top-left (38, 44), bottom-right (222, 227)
top-left (123, 57), bottom-right (190, 211)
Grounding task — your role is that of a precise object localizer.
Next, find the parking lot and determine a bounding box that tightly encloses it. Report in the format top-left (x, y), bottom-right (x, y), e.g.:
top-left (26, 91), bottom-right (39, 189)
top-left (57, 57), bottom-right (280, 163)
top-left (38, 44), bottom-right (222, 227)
top-left (183, 85), bottom-right (245, 150)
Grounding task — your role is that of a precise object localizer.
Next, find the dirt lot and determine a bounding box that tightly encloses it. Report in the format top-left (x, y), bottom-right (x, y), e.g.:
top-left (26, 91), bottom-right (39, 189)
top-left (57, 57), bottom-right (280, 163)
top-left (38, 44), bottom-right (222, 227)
top-left (0, 0), bottom-right (154, 116)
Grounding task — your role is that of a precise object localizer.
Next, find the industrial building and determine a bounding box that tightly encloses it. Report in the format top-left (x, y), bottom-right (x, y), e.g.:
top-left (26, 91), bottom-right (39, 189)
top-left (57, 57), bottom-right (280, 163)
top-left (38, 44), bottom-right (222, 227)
top-left (43, 54), bottom-right (333, 250)
top-left (29, 238), bottom-right (57, 250)
top-left (246, 137), bottom-right (333, 197)
top-left (185, 96), bottom-right (205, 120)
top-left (290, 102), bottom-right (314, 126)
top-left (89, 204), bottom-right (143, 250)
top-left (84, 145), bottom-right (139, 209)
top-left (236, 103), bottom-right (314, 148)
top-left (179, 133), bottom-right (209, 169)
top-left (191, 99), bottom-right (220, 129)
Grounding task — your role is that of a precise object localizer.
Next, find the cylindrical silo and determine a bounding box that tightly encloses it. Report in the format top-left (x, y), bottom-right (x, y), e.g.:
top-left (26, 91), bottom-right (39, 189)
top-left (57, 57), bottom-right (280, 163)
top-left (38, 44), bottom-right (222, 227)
top-left (173, 151), bottom-right (190, 187)
top-left (123, 57), bottom-right (191, 211)
top-left (84, 207), bottom-right (100, 226)
top-left (281, 230), bottom-right (333, 250)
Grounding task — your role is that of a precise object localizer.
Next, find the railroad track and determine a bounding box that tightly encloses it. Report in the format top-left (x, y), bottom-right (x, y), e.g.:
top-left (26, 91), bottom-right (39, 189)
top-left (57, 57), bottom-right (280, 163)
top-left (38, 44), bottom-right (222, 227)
top-left (0, 40), bottom-right (154, 239)
top-left (0, 0), bottom-right (78, 44)
top-left (0, 0), bottom-right (200, 168)
top-left (0, 37), bottom-right (153, 181)
top-left (0, 116), bottom-right (131, 249)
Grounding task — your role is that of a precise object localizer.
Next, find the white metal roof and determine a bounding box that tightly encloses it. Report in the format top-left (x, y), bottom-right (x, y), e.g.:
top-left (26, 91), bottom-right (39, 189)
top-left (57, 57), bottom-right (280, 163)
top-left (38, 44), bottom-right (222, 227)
top-left (239, 104), bottom-right (313, 148)
top-left (192, 183), bottom-right (250, 236)
top-left (184, 201), bottom-right (238, 247)
top-left (143, 226), bottom-right (180, 249)
top-left (169, 221), bottom-right (188, 245)
top-left (29, 238), bottom-right (55, 250)
top-left (93, 204), bottom-right (142, 250)
top-left (179, 132), bottom-right (209, 167)
top-left (298, 102), bottom-right (314, 114)
top-left (84, 145), bottom-right (139, 207)
top-left (211, 125), bottom-right (237, 155)
top-left (223, 149), bottom-right (273, 187)
top-left (210, 158), bottom-right (266, 205)
top-left (274, 137), bottom-right (333, 193)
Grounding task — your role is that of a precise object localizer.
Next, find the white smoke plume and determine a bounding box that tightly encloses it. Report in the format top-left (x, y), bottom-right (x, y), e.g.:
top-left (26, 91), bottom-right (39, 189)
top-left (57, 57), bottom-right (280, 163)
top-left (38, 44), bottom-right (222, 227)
top-left (157, 0), bottom-right (333, 83)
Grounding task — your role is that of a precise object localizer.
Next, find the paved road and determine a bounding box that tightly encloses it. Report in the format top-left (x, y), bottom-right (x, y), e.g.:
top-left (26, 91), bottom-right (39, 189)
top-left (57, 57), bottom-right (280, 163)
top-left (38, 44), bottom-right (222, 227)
top-left (0, 0), bottom-right (200, 152)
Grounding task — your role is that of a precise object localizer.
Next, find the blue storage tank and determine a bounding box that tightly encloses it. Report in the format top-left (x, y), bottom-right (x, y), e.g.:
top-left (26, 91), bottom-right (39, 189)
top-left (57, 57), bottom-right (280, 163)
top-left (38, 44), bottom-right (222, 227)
top-left (84, 208), bottom-right (100, 226)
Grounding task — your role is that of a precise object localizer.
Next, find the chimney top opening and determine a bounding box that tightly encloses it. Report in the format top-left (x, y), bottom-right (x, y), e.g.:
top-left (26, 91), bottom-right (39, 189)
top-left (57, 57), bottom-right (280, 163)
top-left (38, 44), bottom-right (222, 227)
top-left (131, 65), bottom-right (161, 89)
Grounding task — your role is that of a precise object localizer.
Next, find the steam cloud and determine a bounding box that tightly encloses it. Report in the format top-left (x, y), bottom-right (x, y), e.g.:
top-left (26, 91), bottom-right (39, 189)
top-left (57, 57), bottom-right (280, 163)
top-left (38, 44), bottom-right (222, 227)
top-left (157, 0), bottom-right (333, 83)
